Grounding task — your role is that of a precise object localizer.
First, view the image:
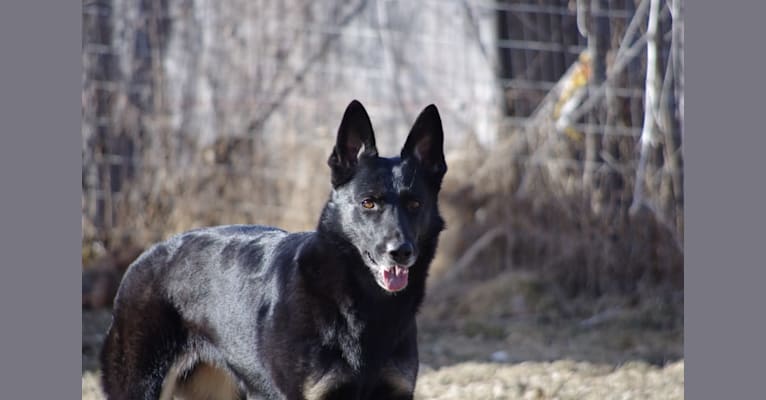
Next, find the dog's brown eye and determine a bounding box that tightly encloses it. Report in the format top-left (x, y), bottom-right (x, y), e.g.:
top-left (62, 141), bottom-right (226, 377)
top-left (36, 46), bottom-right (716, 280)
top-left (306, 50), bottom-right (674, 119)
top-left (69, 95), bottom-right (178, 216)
top-left (361, 199), bottom-right (375, 209)
top-left (407, 200), bottom-right (421, 210)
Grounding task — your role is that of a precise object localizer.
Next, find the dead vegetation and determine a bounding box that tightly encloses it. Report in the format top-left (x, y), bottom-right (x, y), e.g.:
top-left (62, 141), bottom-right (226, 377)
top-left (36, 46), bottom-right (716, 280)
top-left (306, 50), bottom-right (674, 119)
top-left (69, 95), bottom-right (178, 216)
top-left (431, 122), bottom-right (682, 298)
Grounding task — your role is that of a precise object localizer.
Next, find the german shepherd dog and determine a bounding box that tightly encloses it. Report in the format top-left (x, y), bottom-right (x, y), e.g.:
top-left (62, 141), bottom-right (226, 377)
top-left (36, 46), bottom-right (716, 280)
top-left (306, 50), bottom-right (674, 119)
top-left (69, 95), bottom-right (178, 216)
top-left (100, 100), bottom-right (447, 399)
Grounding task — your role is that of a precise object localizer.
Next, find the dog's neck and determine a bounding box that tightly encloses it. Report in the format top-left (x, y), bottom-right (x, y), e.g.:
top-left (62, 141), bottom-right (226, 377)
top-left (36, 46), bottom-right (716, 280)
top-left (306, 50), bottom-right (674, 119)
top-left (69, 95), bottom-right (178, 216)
top-left (314, 200), bottom-right (355, 255)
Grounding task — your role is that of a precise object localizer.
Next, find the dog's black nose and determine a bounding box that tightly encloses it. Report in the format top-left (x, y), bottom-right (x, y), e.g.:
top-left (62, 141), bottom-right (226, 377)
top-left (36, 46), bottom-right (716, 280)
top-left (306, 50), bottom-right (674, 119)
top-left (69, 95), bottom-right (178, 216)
top-left (388, 242), bottom-right (414, 264)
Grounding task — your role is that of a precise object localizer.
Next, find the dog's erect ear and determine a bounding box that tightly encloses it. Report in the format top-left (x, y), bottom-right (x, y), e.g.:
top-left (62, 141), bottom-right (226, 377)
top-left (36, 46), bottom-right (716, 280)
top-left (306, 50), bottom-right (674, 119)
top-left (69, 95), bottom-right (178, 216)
top-left (328, 100), bottom-right (378, 186)
top-left (401, 104), bottom-right (447, 179)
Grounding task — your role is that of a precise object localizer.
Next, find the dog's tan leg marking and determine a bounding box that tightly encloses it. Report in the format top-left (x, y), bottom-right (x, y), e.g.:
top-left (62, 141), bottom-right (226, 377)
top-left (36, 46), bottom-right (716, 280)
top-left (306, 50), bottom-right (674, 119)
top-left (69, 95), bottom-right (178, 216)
top-left (174, 363), bottom-right (241, 400)
top-left (379, 364), bottom-right (416, 395)
top-left (303, 368), bottom-right (347, 400)
top-left (159, 362), bottom-right (183, 400)
top-left (160, 358), bottom-right (241, 400)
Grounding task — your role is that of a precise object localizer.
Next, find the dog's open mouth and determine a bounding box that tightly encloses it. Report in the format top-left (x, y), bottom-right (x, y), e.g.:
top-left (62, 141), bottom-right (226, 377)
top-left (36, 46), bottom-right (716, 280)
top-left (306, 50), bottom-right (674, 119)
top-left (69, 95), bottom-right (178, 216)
top-left (365, 251), bottom-right (410, 293)
top-left (378, 265), bottom-right (409, 292)
top-left (381, 265), bottom-right (409, 292)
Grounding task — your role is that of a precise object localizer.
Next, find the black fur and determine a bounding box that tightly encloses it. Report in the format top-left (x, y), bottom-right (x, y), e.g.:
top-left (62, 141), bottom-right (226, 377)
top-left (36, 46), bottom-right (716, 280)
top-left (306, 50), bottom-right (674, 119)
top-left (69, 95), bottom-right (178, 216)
top-left (100, 100), bottom-right (447, 400)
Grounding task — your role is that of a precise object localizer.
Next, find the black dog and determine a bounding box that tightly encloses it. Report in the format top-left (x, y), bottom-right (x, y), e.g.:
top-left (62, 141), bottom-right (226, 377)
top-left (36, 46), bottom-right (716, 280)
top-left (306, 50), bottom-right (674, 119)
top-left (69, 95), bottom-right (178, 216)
top-left (100, 100), bottom-right (447, 400)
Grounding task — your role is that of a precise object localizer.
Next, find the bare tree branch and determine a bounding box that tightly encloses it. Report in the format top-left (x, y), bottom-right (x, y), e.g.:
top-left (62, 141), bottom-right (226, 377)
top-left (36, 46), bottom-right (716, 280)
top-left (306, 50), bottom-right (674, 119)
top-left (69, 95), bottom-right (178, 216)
top-left (630, 0), bottom-right (662, 215)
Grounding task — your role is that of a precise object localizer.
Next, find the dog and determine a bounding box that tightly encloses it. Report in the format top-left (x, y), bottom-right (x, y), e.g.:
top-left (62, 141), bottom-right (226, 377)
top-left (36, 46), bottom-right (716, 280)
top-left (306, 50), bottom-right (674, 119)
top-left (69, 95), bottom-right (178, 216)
top-left (100, 100), bottom-right (447, 400)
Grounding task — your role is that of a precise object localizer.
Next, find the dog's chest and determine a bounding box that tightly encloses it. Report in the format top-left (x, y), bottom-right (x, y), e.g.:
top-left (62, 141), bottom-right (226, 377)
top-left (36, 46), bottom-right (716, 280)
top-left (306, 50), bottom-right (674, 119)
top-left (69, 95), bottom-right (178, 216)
top-left (297, 301), bottom-right (416, 397)
top-left (315, 297), bottom-right (407, 368)
top-left (313, 298), bottom-right (369, 370)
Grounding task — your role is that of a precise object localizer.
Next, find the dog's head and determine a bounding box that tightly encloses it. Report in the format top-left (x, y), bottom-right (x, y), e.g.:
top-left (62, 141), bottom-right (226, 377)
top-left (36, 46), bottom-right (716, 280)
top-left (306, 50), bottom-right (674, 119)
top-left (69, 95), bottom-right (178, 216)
top-left (324, 100), bottom-right (447, 293)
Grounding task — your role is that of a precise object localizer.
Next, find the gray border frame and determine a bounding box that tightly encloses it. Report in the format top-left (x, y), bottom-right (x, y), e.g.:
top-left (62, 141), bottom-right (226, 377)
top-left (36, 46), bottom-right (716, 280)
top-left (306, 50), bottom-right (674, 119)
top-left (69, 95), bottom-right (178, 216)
top-left (0, 1), bottom-right (81, 398)
top-left (686, 1), bottom-right (766, 399)
top-left (0, 1), bottom-right (763, 398)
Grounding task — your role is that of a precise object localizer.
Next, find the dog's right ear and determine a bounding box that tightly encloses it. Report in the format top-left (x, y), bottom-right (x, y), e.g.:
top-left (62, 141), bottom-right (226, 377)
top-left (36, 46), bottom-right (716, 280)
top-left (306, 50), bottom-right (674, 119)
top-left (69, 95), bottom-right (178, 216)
top-left (328, 100), bottom-right (378, 187)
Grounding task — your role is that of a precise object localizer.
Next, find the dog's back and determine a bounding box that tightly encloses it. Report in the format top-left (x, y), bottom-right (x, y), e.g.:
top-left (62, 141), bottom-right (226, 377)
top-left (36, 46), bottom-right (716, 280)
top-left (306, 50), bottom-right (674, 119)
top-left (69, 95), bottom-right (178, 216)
top-left (101, 101), bottom-right (447, 400)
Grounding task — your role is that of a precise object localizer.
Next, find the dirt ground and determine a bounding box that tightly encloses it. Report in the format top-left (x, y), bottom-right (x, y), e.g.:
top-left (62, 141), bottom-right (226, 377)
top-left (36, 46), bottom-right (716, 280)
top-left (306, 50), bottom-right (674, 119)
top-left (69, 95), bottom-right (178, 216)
top-left (82, 270), bottom-right (683, 399)
top-left (83, 358), bottom-right (682, 400)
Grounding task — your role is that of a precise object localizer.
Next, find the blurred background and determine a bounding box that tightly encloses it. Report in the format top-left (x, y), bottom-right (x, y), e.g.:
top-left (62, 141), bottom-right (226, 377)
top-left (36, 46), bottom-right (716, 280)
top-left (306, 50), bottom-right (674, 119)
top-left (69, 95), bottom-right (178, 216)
top-left (82, 0), bottom-right (684, 398)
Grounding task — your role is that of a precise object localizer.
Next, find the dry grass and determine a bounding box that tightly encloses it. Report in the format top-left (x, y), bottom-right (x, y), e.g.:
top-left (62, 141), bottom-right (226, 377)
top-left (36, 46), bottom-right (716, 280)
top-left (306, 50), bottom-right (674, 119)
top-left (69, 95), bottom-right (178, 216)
top-left (430, 128), bottom-right (683, 299)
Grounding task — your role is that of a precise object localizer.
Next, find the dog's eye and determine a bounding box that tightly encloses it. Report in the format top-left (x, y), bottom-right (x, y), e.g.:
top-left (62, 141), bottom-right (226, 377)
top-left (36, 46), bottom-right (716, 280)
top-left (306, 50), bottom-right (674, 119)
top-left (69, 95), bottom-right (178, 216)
top-left (406, 200), bottom-right (421, 210)
top-left (361, 199), bottom-right (376, 209)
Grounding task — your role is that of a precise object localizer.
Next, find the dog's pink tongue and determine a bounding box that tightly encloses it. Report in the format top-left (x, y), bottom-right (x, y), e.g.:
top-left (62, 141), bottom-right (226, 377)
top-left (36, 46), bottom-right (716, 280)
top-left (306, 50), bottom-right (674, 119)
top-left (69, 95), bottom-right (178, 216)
top-left (383, 265), bottom-right (409, 292)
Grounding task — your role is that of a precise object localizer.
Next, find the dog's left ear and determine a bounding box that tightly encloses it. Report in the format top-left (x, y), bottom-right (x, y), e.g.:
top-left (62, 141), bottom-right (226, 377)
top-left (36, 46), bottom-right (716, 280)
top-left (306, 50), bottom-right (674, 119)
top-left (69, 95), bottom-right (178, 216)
top-left (401, 104), bottom-right (447, 180)
top-left (328, 100), bottom-right (378, 187)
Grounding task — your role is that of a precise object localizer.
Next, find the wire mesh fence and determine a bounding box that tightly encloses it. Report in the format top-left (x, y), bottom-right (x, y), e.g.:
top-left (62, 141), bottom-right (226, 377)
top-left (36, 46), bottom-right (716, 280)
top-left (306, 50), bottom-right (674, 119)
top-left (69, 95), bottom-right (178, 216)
top-left (82, 0), bottom-right (683, 293)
